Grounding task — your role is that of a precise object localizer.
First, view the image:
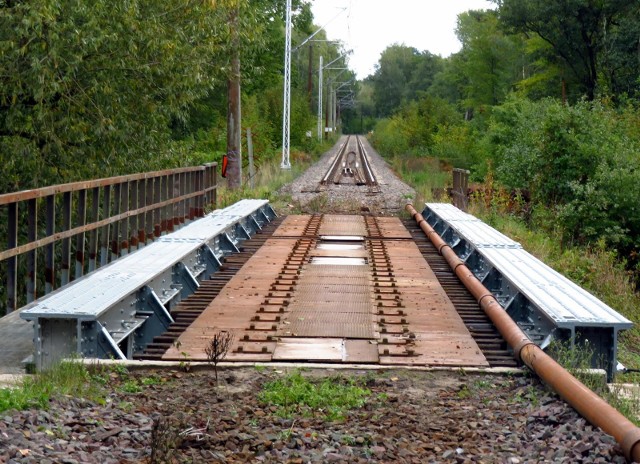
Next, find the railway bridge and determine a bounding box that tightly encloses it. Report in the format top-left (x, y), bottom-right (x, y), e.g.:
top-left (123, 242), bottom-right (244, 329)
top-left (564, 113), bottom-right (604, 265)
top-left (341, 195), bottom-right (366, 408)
top-left (1, 137), bottom-right (640, 461)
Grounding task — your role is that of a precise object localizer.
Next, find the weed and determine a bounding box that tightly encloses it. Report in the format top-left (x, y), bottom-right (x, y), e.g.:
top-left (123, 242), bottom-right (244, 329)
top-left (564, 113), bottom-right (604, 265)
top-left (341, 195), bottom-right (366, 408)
top-left (178, 351), bottom-right (191, 373)
top-left (258, 370), bottom-right (371, 421)
top-left (118, 401), bottom-right (134, 412)
top-left (0, 360), bottom-right (106, 413)
top-left (341, 434), bottom-right (355, 445)
top-left (121, 380), bottom-right (143, 394)
top-left (141, 375), bottom-right (161, 386)
top-left (149, 416), bottom-right (183, 464)
top-left (204, 330), bottom-right (234, 383)
top-left (254, 364), bottom-right (266, 373)
top-left (456, 385), bottom-right (472, 399)
top-left (473, 379), bottom-right (492, 390)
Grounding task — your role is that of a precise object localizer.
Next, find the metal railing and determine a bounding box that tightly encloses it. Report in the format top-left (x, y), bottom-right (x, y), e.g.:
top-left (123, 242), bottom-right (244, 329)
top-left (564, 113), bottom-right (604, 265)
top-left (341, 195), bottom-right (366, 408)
top-left (0, 163), bottom-right (217, 315)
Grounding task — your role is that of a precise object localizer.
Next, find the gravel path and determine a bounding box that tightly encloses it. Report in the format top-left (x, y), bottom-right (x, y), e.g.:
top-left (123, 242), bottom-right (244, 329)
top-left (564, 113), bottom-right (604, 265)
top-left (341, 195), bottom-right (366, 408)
top-left (278, 136), bottom-right (415, 215)
top-left (0, 367), bottom-right (627, 463)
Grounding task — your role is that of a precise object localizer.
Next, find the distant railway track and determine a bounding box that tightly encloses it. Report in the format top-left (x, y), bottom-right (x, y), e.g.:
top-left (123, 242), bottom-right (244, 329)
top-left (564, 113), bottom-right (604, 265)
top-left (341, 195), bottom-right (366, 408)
top-left (321, 135), bottom-right (377, 188)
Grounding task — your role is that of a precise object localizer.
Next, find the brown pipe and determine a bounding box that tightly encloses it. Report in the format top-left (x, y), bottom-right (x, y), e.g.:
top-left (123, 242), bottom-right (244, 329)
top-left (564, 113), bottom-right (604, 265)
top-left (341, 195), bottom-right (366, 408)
top-left (406, 203), bottom-right (640, 463)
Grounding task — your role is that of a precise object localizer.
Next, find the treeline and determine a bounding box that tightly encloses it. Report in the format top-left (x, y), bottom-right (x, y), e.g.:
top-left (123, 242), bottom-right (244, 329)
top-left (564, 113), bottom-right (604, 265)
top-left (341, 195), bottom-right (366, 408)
top-left (0, 0), bottom-right (348, 193)
top-left (350, 1), bottom-right (640, 268)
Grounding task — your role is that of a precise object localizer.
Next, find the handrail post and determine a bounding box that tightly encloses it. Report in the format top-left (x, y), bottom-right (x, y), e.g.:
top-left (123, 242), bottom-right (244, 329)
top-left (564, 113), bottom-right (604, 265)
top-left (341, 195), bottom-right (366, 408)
top-left (45, 195), bottom-right (56, 294)
top-left (7, 203), bottom-right (18, 312)
top-left (26, 199), bottom-right (38, 303)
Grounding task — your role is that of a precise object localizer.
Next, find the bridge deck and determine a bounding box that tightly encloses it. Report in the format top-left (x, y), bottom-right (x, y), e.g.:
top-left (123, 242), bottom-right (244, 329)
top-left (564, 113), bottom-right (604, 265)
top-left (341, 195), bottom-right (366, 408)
top-left (162, 215), bottom-right (488, 367)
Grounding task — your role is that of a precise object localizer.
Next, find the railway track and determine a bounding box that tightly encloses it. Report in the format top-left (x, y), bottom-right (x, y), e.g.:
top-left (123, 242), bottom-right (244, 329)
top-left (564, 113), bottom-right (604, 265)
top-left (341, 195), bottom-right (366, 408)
top-left (137, 214), bottom-right (516, 368)
top-left (321, 135), bottom-right (378, 189)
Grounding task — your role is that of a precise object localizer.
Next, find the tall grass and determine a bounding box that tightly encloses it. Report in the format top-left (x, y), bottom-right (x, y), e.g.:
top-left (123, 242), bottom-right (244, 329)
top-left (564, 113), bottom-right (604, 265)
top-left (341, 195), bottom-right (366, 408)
top-left (216, 145), bottom-right (331, 213)
top-left (0, 360), bottom-right (106, 413)
top-left (386, 155), bottom-right (451, 205)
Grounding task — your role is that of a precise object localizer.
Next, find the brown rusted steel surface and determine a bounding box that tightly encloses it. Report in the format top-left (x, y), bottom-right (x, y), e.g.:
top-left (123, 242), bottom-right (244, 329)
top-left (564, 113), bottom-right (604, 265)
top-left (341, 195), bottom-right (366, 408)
top-left (318, 214), bottom-right (367, 237)
top-left (163, 214), bottom-right (487, 369)
top-left (402, 218), bottom-right (518, 367)
top-left (406, 203), bottom-right (640, 463)
top-left (0, 164), bottom-right (217, 314)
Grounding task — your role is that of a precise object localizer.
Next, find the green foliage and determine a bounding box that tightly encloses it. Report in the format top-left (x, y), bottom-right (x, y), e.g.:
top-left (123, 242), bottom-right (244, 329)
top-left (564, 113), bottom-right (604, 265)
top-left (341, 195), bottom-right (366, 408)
top-left (496, 0), bottom-right (640, 101)
top-left (0, 360), bottom-right (105, 413)
top-left (370, 44), bottom-right (444, 117)
top-left (0, 0), bottom-right (241, 193)
top-left (483, 96), bottom-right (640, 254)
top-left (258, 370), bottom-right (371, 421)
top-left (455, 10), bottom-right (523, 108)
top-left (370, 95), bottom-right (460, 157)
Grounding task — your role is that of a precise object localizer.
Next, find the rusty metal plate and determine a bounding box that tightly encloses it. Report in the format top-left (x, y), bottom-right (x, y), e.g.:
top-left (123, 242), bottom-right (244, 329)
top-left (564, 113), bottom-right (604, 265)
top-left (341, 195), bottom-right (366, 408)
top-left (285, 301), bottom-right (374, 314)
top-left (272, 338), bottom-right (343, 361)
top-left (271, 215), bottom-right (314, 237)
top-left (318, 215), bottom-right (367, 236)
top-left (379, 237), bottom-right (489, 367)
top-left (295, 282), bottom-right (371, 292)
top-left (379, 334), bottom-right (486, 367)
top-left (279, 315), bottom-right (376, 338)
top-left (293, 288), bottom-right (371, 300)
top-left (271, 338), bottom-right (379, 363)
top-left (310, 257), bottom-right (367, 266)
top-left (302, 264), bottom-right (369, 277)
top-left (345, 340), bottom-right (379, 363)
top-left (371, 217), bottom-right (413, 239)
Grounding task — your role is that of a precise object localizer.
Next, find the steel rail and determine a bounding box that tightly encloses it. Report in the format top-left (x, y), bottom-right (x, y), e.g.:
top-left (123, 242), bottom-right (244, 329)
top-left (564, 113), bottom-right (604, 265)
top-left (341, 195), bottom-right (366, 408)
top-left (405, 203), bottom-right (640, 463)
top-left (320, 135), bottom-right (350, 185)
top-left (356, 136), bottom-right (376, 186)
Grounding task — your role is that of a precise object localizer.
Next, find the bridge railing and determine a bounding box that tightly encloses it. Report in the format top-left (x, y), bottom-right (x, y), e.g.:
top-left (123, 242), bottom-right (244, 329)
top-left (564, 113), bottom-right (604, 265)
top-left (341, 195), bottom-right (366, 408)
top-left (0, 163), bottom-right (217, 315)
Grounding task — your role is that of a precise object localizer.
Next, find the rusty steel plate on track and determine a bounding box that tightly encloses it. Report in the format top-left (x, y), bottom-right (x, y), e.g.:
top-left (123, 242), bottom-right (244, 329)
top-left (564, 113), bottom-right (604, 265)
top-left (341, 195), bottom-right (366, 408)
top-left (310, 257), bottom-right (367, 266)
top-left (284, 301), bottom-right (374, 314)
top-left (271, 215), bottom-right (315, 237)
top-left (301, 264), bottom-right (370, 277)
top-left (272, 338), bottom-right (343, 361)
top-left (293, 287), bottom-right (371, 299)
top-left (318, 215), bottom-right (367, 237)
top-left (279, 315), bottom-right (376, 338)
top-left (316, 242), bottom-right (364, 250)
top-left (371, 217), bottom-right (413, 239)
top-left (379, 334), bottom-right (484, 366)
top-left (272, 338), bottom-right (379, 363)
top-left (344, 340), bottom-right (379, 363)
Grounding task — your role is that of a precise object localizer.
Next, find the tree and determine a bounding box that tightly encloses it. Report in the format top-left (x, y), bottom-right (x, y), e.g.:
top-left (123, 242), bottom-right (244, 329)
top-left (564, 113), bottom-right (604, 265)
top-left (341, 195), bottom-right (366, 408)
top-left (370, 44), bottom-right (442, 117)
top-left (495, 0), bottom-right (638, 100)
top-left (0, 0), bottom-right (236, 193)
top-left (455, 10), bottom-right (522, 109)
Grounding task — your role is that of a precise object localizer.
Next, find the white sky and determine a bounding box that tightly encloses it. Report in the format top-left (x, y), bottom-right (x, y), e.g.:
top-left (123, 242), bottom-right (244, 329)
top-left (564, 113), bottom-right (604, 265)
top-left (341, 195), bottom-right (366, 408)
top-left (310, 0), bottom-right (495, 79)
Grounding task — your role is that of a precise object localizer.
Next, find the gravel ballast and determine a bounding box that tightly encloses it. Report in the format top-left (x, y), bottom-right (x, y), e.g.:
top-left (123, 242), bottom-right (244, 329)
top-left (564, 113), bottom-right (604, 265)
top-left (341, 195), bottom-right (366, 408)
top-left (278, 136), bottom-right (415, 215)
top-left (0, 368), bottom-right (627, 463)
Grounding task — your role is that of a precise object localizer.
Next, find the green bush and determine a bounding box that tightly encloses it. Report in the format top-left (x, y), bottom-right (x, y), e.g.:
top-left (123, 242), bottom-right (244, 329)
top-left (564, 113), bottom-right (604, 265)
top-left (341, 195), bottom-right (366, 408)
top-left (483, 96), bottom-right (640, 255)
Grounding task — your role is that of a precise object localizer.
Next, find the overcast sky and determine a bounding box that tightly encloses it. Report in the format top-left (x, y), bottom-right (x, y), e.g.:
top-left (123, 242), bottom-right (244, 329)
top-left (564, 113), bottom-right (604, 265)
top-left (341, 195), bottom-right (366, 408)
top-left (310, 0), bottom-right (495, 79)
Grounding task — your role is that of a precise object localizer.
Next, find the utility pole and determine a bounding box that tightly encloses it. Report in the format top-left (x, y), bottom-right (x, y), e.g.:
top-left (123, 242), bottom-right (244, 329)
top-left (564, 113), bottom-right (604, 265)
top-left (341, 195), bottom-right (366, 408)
top-left (317, 55), bottom-right (323, 141)
top-left (307, 45), bottom-right (313, 103)
top-left (280, 0), bottom-right (292, 169)
top-left (226, 6), bottom-right (242, 188)
top-left (326, 79), bottom-right (332, 139)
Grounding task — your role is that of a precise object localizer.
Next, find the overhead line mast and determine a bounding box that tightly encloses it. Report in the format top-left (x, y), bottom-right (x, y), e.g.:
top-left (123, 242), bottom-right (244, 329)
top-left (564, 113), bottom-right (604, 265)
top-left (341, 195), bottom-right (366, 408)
top-left (280, 0), bottom-right (292, 169)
